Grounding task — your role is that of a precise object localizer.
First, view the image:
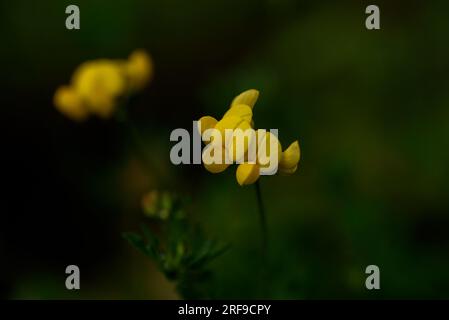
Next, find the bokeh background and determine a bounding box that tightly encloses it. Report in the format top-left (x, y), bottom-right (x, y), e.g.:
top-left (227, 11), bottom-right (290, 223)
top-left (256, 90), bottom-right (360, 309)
top-left (2, 0), bottom-right (449, 299)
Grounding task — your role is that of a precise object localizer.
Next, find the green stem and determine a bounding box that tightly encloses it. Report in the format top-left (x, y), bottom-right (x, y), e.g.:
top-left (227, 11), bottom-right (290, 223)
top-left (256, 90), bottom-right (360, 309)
top-left (255, 180), bottom-right (268, 258)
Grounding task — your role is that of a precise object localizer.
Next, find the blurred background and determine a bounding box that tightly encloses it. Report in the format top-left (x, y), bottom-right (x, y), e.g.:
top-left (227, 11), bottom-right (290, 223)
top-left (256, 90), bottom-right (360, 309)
top-left (2, 0), bottom-right (449, 299)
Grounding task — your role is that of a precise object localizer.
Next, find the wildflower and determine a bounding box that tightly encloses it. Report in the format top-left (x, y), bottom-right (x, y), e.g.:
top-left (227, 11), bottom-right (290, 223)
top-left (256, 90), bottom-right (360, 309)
top-left (197, 89), bottom-right (300, 185)
top-left (54, 50), bottom-right (153, 121)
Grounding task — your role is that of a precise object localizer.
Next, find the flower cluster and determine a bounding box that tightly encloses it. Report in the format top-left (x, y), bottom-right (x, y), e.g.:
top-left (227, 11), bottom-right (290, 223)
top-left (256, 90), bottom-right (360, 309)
top-left (197, 89), bottom-right (300, 185)
top-left (53, 50), bottom-right (153, 121)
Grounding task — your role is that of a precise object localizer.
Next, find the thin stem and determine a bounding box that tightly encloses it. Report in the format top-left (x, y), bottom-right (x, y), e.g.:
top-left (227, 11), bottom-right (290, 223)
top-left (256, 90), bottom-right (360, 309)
top-left (254, 180), bottom-right (268, 258)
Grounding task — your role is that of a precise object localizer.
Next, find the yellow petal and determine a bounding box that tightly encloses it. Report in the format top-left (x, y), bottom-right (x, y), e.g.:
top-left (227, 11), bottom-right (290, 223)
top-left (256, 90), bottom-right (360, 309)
top-left (227, 125), bottom-right (256, 163)
top-left (223, 104), bottom-right (252, 122)
top-left (197, 116), bottom-right (218, 136)
top-left (53, 86), bottom-right (88, 121)
top-left (202, 145), bottom-right (230, 173)
top-left (141, 190), bottom-right (160, 217)
top-left (279, 141), bottom-right (300, 171)
top-left (126, 50), bottom-right (153, 91)
top-left (278, 164), bottom-right (298, 175)
top-left (73, 60), bottom-right (125, 97)
top-left (230, 89), bottom-right (259, 109)
top-left (236, 163), bottom-right (260, 186)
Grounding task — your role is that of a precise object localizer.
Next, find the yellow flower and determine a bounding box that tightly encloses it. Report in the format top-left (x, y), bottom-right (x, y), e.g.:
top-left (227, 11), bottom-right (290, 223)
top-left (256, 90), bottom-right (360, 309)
top-left (54, 50), bottom-right (153, 121)
top-left (198, 89), bottom-right (300, 185)
top-left (72, 60), bottom-right (126, 118)
top-left (230, 89), bottom-right (259, 109)
top-left (215, 115), bottom-right (253, 162)
top-left (236, 163), bottom-right (260, 185)
top-left (53, 86), bottom-right (88, 121)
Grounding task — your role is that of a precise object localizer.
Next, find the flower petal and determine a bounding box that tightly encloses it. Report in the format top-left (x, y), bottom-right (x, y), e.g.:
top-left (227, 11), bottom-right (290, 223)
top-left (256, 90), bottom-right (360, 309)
top-left (202, 145), bottom-right (230, 173)
top-left (257, 130), bottom-right (282, 168)
top-left (278, 164), bottom-right (298, 175)
top-left (53, 86), bottom-right (88, 121)
top-left (197, 116), bottom-right (218, 136)
top-left (204, 162), bottom-right (230, 173)
top-left (279, 140), bottom-right (300, 172)
top-left (72, 60), bottom-right (125, 117)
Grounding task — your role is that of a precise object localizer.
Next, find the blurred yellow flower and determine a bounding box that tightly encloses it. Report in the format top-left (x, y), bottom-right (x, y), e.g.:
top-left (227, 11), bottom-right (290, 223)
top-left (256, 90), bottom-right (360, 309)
top-left (54, 50), bottom-right (153, 121)
top-left (53, 86), bottom-right (87, 122)
top-left (279, 141), bottom-right (300, 175)
top-left (197, 89), bottom-right (300, 186)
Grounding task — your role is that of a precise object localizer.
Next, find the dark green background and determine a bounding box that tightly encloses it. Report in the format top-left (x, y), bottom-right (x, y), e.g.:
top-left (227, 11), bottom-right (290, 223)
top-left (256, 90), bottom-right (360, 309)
top-left (2, 0), bottom-right (449, 298)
